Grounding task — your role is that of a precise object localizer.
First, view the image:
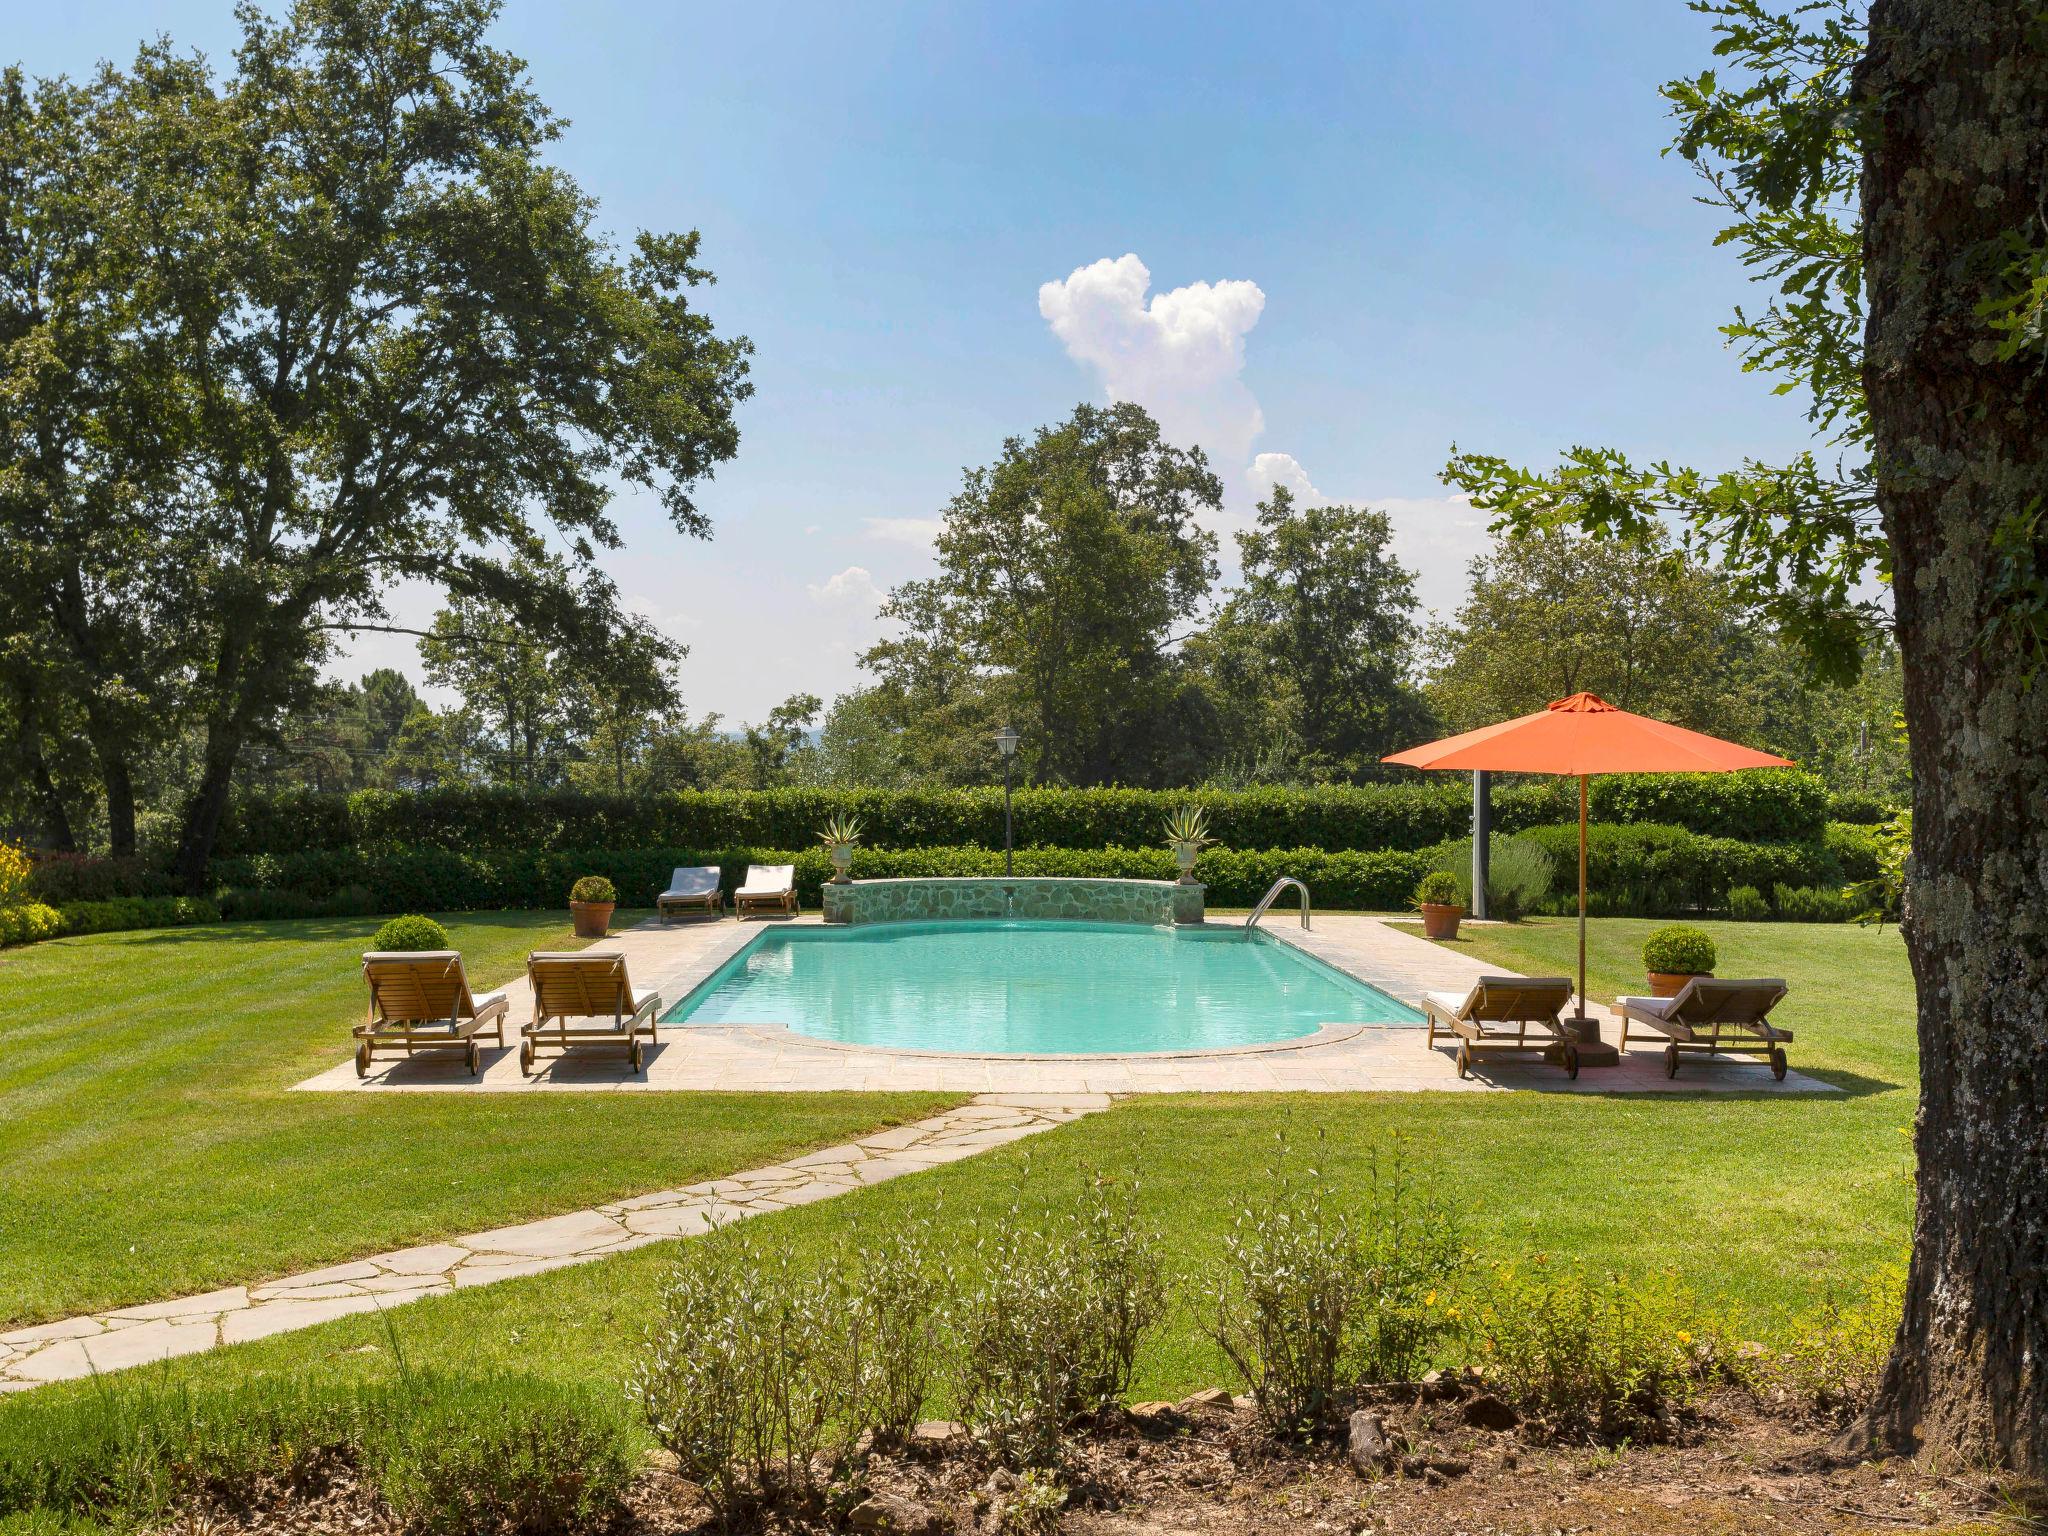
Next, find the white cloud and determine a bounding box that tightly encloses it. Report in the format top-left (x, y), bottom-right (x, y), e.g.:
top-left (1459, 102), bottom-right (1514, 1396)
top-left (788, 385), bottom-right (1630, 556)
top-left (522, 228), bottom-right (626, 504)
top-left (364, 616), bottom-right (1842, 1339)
top-left (1038, 254), bottom-right (1269, 473)
top-left (860, 516), bottom-right (945, 549)
top-left (1247, 451), bottom-right (1327, 505)
top-left (807, 565), bottom-right (885, 608)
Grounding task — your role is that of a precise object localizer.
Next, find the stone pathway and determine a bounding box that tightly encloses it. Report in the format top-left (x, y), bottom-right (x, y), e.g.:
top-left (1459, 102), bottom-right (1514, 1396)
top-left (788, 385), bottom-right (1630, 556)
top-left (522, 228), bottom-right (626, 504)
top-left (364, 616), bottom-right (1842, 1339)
top-left (0, 1093), bottom-right (1105, 1394)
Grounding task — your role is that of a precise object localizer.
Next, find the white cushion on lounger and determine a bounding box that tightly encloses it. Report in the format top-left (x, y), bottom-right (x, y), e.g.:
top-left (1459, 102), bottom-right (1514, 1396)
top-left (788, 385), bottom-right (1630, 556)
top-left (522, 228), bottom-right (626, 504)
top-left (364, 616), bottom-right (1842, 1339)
top-left (1617, 995), bottom-right (1673, 1016)
top-left (662, 867), bottom-right (720, 897)
top-left (472, 988), bottom-right (507, 1014)
top-left (736, 865), bottom-right (793, 895)
top-left (1423, 989), bottom-right (1473, 1016)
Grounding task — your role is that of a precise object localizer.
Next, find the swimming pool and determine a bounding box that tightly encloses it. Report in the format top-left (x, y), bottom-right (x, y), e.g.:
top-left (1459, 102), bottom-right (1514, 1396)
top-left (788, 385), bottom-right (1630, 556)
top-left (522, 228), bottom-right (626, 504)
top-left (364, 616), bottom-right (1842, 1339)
top-left (665, 920), bottom-right (1423, 1055)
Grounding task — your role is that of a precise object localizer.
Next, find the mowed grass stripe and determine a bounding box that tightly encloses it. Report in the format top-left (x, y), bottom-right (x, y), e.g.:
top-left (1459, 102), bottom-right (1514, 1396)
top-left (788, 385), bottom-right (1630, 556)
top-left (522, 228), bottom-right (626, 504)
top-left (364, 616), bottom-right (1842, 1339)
top-left (0, 920), bottom-right (1917, 1413)
top-left (0, 912), bottom-right (959, 1325)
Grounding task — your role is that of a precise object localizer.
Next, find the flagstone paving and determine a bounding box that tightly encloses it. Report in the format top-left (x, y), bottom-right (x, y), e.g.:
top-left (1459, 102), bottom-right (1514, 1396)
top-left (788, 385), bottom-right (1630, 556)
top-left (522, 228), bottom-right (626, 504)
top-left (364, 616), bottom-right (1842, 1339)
top-left (0, 1093), bottom-right (1104, 1394)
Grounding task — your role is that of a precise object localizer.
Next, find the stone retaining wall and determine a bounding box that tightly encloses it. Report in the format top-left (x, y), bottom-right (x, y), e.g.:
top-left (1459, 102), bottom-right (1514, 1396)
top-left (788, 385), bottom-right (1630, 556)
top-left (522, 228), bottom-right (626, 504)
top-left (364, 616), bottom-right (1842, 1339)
top-left (821, 876), bottom-right (1204, 926)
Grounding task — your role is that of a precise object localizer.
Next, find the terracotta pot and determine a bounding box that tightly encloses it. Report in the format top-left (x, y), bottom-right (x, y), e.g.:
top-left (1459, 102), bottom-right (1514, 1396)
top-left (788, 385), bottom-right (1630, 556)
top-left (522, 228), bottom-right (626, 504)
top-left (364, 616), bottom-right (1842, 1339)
top-left (829, 844), bottom-right (855, 883)
top-left (1420, 902), bottom-right (1464, 941)
top-left (1172, 840), bottom-right (1201, 884)
top-left (1648, 969), bottom-right (1711, 997)
top-left (569, 900), bottom-right (614, 939)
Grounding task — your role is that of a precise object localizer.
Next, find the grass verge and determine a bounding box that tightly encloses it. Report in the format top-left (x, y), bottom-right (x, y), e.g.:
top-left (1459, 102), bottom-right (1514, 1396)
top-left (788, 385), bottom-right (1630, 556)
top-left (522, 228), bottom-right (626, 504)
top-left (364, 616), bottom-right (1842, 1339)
top-left (0, 910), bottom-right (956, 1324)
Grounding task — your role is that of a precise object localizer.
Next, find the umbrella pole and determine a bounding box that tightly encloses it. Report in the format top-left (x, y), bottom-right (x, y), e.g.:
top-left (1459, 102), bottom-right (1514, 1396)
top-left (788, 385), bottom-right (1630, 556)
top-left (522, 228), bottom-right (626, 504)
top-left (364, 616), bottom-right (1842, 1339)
top-left (1577, 774), bottom-right (1589, 1022)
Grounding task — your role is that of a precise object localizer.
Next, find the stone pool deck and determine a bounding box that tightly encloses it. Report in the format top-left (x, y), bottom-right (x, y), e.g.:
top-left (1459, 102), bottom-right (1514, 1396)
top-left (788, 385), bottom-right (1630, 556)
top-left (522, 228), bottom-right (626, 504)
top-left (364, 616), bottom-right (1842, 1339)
top-left (295, 913), bottom-right (1836, 1097)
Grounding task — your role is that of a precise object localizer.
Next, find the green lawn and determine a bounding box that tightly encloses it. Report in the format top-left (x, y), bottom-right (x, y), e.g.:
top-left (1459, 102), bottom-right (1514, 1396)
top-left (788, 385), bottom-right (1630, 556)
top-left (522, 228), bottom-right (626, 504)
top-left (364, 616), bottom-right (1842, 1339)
top-left (1, 917), bottom-right (1918, 1416)
top-left (0, 913), bottom-right (957, 1325)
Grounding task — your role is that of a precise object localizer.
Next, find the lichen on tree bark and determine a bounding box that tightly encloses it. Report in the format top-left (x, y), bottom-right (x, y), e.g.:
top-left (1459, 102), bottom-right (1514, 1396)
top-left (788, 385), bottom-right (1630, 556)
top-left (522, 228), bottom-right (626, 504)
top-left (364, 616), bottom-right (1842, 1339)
top-left (1855, 0), bottom-right (2048, 1477)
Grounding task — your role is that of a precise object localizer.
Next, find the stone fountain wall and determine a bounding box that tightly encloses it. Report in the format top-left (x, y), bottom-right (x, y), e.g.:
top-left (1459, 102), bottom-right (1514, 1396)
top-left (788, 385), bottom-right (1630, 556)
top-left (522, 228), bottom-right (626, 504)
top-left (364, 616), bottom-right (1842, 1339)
top-left (821, 876), bottom-right (1204, 927)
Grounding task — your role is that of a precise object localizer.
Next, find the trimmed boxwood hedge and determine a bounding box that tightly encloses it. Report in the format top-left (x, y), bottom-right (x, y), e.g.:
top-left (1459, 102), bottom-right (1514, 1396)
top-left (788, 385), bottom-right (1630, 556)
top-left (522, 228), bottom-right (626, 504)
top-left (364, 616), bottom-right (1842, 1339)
top-left (209, 844), bottom-right (1439, 913)
top-left (1517, 822), bottom-right (1838, 917)
top-left (210, 770), bottom-right (1832, 859)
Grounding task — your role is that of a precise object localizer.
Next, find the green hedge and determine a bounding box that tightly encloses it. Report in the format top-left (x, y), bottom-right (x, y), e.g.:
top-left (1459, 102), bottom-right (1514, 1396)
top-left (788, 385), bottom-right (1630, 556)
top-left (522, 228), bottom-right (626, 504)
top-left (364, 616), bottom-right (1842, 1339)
top-left (1517, 822), bottom-right (1837, 917)
top-left (209, 844), bottom-right (1439, 913)
top-left (56, 895), bottom-right (221, 936)
top-left (211, 770), bottom-right (1831, 859)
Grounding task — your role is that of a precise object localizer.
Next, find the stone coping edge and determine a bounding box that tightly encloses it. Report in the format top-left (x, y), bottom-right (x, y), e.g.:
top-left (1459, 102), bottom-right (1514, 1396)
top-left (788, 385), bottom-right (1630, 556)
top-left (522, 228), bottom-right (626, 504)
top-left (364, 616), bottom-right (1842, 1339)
top-left (726, 1019), bottom-right (1377, 1063)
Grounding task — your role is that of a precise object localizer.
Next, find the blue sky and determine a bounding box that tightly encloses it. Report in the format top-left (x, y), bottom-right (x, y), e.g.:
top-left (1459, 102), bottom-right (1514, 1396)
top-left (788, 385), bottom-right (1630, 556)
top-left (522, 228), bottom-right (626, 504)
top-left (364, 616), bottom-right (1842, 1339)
top-left (12, 2), bottom-right (1819, 722)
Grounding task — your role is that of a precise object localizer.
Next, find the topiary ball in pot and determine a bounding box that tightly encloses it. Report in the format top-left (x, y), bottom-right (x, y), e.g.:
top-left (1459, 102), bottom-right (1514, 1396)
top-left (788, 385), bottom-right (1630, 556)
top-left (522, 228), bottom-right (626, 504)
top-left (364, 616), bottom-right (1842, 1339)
top-left (372, 914), bottom-right (449, 953)
top-left (1413, 869), bottom-right (1466, 941)
top-left (1642, 924), bottom-right (1716, 996)
top-left (569, 875), bottom-right (617, 938)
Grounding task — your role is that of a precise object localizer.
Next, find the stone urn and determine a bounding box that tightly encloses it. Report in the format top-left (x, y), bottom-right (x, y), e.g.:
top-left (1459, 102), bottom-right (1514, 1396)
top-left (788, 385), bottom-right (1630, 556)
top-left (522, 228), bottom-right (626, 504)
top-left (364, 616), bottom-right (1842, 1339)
top-left (829, 843), bottom-right (855, 884)
top-left (1419, 902), bottom-right (1464, 941)
top-left (569, 900), bottom-right (613, 939)
top-left (1172, 839), bottom-right (1202, 884)
top-left (1648, 969), bottom-right (1711, 998)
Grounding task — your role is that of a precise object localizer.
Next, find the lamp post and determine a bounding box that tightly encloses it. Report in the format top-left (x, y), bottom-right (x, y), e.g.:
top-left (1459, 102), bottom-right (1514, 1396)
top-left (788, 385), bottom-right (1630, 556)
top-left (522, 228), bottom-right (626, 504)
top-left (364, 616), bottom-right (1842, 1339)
top-left (995, 726), bottom-right (1020, 877)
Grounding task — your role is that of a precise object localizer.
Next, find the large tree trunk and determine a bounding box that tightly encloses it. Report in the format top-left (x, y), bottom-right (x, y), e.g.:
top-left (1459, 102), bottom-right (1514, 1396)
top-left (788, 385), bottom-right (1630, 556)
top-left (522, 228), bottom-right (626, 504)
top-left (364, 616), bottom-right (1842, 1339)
top-left (97, 748), bottom-right (137, 861)
top-left (173, 724), bottom-right (242, 896)
top-left (1857, 0), bottom-right (2048, 1477)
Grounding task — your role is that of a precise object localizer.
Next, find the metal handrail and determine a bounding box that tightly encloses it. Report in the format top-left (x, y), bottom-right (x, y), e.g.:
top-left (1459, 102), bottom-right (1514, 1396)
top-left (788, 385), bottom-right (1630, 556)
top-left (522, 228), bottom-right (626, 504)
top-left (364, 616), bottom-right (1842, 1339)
top-left (1246, 877), bottom-right (1310, 930)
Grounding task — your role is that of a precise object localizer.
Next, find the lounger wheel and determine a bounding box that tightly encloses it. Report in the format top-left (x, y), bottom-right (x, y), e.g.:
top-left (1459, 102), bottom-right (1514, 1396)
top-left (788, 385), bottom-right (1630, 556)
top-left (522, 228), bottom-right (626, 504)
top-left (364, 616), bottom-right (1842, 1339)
top-left (466, 1038), bottom-right (480, 1077)
top-left (630, 1037), bottom-right (645, 1073)
top-left (1456, 1042), bottom-right (1471, 1079)
top-left (519, 1037), bottom-right (535, 1075)
top-left (354, 1039), bottom-right (370, 1078)
top-left (1664, 1043), bottom-right (1680, 1079)
top-left (1769, 1045), bottom-right (1787, 1082)
top-left (1562, 1041), bottom-right (1580, 1080)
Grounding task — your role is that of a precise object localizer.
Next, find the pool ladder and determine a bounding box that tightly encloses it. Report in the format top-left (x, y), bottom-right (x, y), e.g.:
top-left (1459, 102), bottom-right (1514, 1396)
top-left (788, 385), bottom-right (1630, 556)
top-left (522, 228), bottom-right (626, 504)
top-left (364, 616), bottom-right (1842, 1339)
top-left (1246, 877), bottom-right (1310, 930)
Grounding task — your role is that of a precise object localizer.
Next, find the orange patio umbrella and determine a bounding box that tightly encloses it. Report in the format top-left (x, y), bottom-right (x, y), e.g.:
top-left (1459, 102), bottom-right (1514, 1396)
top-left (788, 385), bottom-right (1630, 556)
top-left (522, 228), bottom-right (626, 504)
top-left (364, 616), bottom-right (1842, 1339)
top-left (1382, 693), bottom-right (1792, 1026)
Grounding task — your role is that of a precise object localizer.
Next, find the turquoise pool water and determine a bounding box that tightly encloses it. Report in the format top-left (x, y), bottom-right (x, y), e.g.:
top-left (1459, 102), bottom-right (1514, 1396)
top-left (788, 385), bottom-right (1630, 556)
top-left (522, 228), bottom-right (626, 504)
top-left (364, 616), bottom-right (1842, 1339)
top-left (665, 921), bottom-right (1423, 1055)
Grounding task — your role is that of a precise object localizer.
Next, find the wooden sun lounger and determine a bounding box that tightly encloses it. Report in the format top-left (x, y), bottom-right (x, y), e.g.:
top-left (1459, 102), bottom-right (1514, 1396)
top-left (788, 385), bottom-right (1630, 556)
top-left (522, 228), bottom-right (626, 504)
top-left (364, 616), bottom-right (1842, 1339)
top-left (356, 951), bottom-right (509, 1078)
top-left (1615, 978), bottom-right (1793, 1080)
top-left (656, 866), bottom-right (724, 923)
top-left (1420, 975), bottom-right (1579, 1079)
top-left (733, 864), bottom-right (798, 918)
top-left (520, 951), bottom-right (662, 1074)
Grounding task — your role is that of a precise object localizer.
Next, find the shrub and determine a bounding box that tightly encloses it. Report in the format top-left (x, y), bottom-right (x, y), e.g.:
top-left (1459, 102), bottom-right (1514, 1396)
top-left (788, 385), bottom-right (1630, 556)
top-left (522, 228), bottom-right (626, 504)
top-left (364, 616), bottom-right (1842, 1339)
top-left (1643, 925), bottom-right (1716, 975)
top-left (957, 1170), bottom-right (1167, 1467)
top-left (26, 852), bottom-right (173, 904)
top-left (1412, 870), bottom-right (1462, 908)
top-left (0, 902), bottom-right (64, 947)
top-left (1354, 1152), bottom-right (1467, 1384)
top-left (1822, 820), bottom-right (1883, 882)
top-left (1210, 1142), bottom-right (1361, 1436)
top-left (0, 1371), bottom-right (628, 1535)
top-left (1726, 885), bottom-right (1772, 921)
top-left (827, 1218), bottom-right (950, 1448)
top-left (212, 771), bottom-right (1835, 860)
top-left (1772, 1255), bottom-right (1906, 1417)
top-left (633, 1225), bottom-right (842, 1520)
top-left (1211, 1139), bottom-right (1467, 1436)
top-left (1427, 833), bottom-right (1553, 920)
top-left (1773, 883), bottom-right (1856, 922)
top-left (1469, 1262), bottom-right (1709, 1439)
top-left (0, 841), bottom-right (30, 906)
top-left (218, 886), bottom-right (320, 921)
top-left (1825, 788), bottom-right (1896, 825)
top-left (55, 896), bottom-right (218, 937)
top-left (367, 1373), bottom-right (632, 1536)
top-left (372, 914), bottom-right (450, 952)
top-left (568, 874), bottom-right (616, 904)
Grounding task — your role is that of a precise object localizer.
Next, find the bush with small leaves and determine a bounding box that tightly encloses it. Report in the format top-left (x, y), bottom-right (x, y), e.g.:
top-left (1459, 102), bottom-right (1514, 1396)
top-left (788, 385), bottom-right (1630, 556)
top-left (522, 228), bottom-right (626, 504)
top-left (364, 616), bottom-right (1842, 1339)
top-left (957, 1168), bottom-right (1167, 1467)
top-left (1642, 924), bottom-right (1716, 975)
top-left (1771, 1255), bottom-right (1905, 1418)
top-left (1210, 1139), bottom-right (1364, 1436)
top-left (1412, 870), bottom-right (1463, 908)
top-left (1212, 1137), bottom-right (1468, 1435)
top-left (1772, 883), bottom-right (1855, 922)
top-left (1726, 884), bottom-right (1771, 920)
top-left (367, 1373), bottom-right (632, 1536)
top-left (1468, 1261), bottom-right (1711, 1439)
top-left (371, 914), bottom-right (450, 952)
top-left (568, 874), bottom-right (616, 904)
top-left (0, 901), bottom-right (63, 947)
